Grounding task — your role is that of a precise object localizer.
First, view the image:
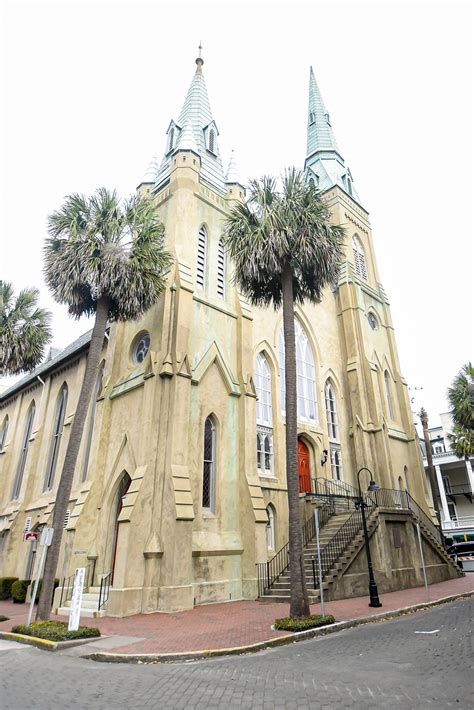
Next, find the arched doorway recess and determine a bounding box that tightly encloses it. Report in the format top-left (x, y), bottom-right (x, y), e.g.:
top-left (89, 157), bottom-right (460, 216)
top-left (297, 439), bottom-right (311, 493)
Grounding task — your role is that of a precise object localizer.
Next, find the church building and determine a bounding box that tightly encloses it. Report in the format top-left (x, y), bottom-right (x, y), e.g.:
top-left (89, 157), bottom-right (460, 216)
top-left (0, 54), bottom-right (458, 617)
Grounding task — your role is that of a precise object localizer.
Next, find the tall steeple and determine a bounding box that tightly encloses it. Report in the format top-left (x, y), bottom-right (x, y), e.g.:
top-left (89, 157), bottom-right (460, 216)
top-left (154, 49), bottom-right (226, 193)
top-left (305, 67), bottom-right (361, 205)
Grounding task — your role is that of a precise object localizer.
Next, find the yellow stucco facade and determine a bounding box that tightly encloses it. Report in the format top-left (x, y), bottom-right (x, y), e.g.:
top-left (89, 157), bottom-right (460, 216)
top-left (0, 60), bottom-right (433, 616)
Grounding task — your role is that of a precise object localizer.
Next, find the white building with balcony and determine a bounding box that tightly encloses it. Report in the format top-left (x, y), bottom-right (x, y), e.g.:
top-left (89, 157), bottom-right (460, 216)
top-left (420, 413), bottom-right (474, 542)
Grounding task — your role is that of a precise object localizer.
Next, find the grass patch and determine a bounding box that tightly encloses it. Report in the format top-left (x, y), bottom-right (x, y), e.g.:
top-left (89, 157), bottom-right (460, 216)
top-left (0, 616), bottom-right (9, 622)
top-left (11, 621), bottom-right (101, 642)
top-left (274, 614), bottom-right (335, 632)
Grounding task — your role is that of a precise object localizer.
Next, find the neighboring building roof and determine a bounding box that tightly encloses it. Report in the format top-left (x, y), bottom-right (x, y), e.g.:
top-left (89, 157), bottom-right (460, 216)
top-left (154, 56), bottom-right (226, 194)
top-left (0, 330), bottom-right (92, 404)
top-left (304, 67), bottom-right (363, 207)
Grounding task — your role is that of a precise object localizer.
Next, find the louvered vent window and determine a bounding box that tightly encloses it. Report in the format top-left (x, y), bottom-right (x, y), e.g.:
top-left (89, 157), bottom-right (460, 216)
top-left (217, 237), bottom-right (226, 298)
top-left (12, 401), bottom-right (36, 500)
top-left (63, 510), bottom-right (71, 529)
top-left (44, 385), bottom-right (68, 491)
top-left (209, 129), bottom-right (215, 153)
top-left (0, 415), bottom-right (8, 450)
top-left (196, 226), bottom-right (207, 288)
top-left (24, 517), bottom-right (32, 533)
top-left (352, 235), bottom-right (368, 280)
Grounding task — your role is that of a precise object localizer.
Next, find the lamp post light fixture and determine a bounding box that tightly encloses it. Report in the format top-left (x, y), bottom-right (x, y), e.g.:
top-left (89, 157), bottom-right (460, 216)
top-left (357, 467), bottom-right (382, 608)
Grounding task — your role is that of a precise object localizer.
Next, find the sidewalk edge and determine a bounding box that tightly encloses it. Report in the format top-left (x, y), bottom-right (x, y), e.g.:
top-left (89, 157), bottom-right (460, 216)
top-left (82, 590), bottom-right (474, 664)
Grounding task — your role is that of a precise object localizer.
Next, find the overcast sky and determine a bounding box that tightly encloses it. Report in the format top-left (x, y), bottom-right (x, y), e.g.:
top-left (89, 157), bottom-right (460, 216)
top-left (1, 0), bottom-right (472, 425)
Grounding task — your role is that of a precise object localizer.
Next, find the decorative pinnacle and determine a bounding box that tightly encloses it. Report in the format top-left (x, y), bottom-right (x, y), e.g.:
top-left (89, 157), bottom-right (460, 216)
top-left (196, 41), bottom-right (204, 70)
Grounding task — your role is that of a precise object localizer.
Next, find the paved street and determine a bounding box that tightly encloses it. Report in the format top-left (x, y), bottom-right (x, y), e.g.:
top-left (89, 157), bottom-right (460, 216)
top-left (0, 598), bottom-right (472, 709)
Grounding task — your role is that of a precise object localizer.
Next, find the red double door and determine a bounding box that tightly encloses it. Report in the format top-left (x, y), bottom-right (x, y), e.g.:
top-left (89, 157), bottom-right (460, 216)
top-left (297, 439), bottom-right (311, 493)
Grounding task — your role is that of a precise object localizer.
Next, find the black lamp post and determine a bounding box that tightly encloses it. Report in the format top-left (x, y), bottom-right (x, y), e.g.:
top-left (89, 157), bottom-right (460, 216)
top-left (357, 467), bottom-right (382, 608)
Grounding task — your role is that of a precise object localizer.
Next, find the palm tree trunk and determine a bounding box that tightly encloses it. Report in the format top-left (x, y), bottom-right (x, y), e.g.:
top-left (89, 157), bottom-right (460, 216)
top-left (36, 297), bottom-right (109, 620)
top-left (281, 263), bottom-right (310, 620)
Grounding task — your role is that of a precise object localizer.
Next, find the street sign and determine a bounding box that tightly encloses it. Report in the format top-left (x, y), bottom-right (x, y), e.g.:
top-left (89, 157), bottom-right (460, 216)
top-left (23, 531), bottom-right (40, 542)
top-left (68, 567), bottom-right (85, 632)
top-left (40, 527), bottom-right (54, 546)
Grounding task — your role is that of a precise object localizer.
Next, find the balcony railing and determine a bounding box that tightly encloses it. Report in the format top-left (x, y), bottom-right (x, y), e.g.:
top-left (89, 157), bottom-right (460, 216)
top-left (443, 515), bottom-right (474, 531)
top-left (441, 483), bottom-right (472, 496)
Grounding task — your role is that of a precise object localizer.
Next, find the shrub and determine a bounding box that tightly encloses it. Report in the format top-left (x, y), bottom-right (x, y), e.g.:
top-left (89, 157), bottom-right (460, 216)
top-left (10, 578), bottom-right (59, 604)
top-left (0, 577), bottom-right (19, 600)
top-left (274, 614), bottom-right (335, 632)
top-left (0, 616), bottom-right (9, 622)
top-left (11, 620), bottom-right (101, 642)
top-left (11, 579), bottom-right (30, 603)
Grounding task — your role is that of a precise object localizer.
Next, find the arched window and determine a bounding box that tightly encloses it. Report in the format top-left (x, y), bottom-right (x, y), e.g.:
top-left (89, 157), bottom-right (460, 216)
top-left (404, 465), bottom-right (410, 493)
top-left (209, 128), bottom-right (215, 153)
top-left (196, 225), bottom-right (207, 289)
top-left (279, 319), bottom-right (317, 421)
top-left (168, 127), bottom-right (175, 152)
top-left (44, 384), bottom-right (68, 491)
top-left (255, 354), bottom-right (272, 426)
top-left (266, 504), bottom-right (275, 550)
top-left (384, 370), bottom-right (394, 419)
top-left (352, 235), bottom-right (368, 280)
top-left (217, 237), bottom-right (226, 298)
top-left (11, 401), bottom-right (35, 500)
top-left (202, 416), bottom-right (216, 511)
top-left (324, 381), bottom-right (338, 440)
top-left (82, 364), bottom-right (104, 482)
top-left (0, 415), bottom-right (8, 451)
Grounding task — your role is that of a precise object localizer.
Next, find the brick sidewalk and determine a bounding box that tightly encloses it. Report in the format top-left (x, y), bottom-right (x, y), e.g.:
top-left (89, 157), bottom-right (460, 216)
top-left (1, 575), bottom-right (472, 655)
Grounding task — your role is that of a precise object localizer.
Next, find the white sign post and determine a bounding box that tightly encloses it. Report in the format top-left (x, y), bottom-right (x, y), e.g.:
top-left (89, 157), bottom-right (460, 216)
top-left (26, 527), bottom-right (54, 627)
top-left (68, 567), bottom-right (86, 631)
top-left (416, 522), bottom-right (430, 601)
top-left (314, 508), bottom-right (325, 617)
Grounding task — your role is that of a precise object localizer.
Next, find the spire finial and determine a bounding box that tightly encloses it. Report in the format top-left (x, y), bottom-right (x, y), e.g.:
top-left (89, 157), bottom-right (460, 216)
top-left (196, 41), bottom-right (204, 70)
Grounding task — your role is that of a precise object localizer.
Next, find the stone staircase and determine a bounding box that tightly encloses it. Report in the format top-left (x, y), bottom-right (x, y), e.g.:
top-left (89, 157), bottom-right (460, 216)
top-left (58, 585), bottom-right (108, 618)
top-left (259, 509), bottom-right (365, 603)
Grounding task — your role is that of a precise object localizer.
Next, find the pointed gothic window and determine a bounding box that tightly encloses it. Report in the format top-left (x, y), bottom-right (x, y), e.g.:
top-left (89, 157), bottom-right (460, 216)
top-left (256, 353), bottom-right (274, 475)
top-left (202, 416), bottom-right (216, 511)
top-left (217, 237), bottom-right (226, 298)
top-left (81, 364), bottom-right (104, 482)
top-left (44, 384), bottom-right (68, 491)
top-left (168, 127), bottom-right (175, 152)
top-left (0, 415), bottom-right (8, 451)
top-left (279, 320), bottom-right (317, 422)
top-left (352, 235), bottom-right (368, 280)
top-left (11, 401), bottom-right (35, 500)
top-left (196, 226), bottom-right (207, 289)
top-left (208, 128), bottom-right (215, 153)
top-left (266, 504), bottom-right (275, 550)
top-left (384, 370), bottom-right (394, 420)
top-left (324, 381), bottom-right (339, 440)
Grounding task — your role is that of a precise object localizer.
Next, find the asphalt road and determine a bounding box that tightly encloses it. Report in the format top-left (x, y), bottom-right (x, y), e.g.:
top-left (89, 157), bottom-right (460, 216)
top-left (0, 598), bottom-right (472, 709)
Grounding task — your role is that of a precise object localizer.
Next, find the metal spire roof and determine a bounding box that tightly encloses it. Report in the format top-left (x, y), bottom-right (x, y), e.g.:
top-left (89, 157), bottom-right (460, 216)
top-left (225, 149), bottom-right (241, 184)
top-left (307, 67), bottom-right (341, 158)
top-left (305, 67), bottom-right (362, 206)
top-left (140, 154), bottom-right (159, 184)
top-left (155, 53), bottom-right (226, 194)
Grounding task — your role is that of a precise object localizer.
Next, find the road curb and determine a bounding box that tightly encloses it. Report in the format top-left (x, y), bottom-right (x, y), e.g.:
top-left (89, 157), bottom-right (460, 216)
top-left (82, 590), bottom-right (473, 664)
top-left (0, 631), bottom-right (103, 652)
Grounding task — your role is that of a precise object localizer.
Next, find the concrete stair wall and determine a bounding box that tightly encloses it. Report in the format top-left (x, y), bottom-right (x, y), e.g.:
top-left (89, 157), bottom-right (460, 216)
top-left (58, 585), bottom-right (108, 618)
top-left (259, 510), bottom-right (359, 603)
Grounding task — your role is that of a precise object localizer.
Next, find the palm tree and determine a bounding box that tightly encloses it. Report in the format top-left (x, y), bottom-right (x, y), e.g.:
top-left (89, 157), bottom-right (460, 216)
top-left (0, 281), bottom-right (52, 376)
top-left (447, 363), bottom-right (474, 459)
top-left (224, 169), bottom-right (345, 619)
top-left (37, 188), bottom-right (172, 620)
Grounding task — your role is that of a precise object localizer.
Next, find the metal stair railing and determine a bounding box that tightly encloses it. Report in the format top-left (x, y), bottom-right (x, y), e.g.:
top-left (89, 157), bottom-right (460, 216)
top-left (312, 477), bottom-right (360, 500)
top-left (312, 501), bottom-right (377, 588)
top-left (256, 498), bottom-right (336, 597)
top-left (98, 572), bottom-right (112, 610)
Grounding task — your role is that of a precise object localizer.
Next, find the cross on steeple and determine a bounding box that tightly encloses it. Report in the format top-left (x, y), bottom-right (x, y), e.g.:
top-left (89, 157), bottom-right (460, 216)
top-left (196, 41), bottom-right (204, 69)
